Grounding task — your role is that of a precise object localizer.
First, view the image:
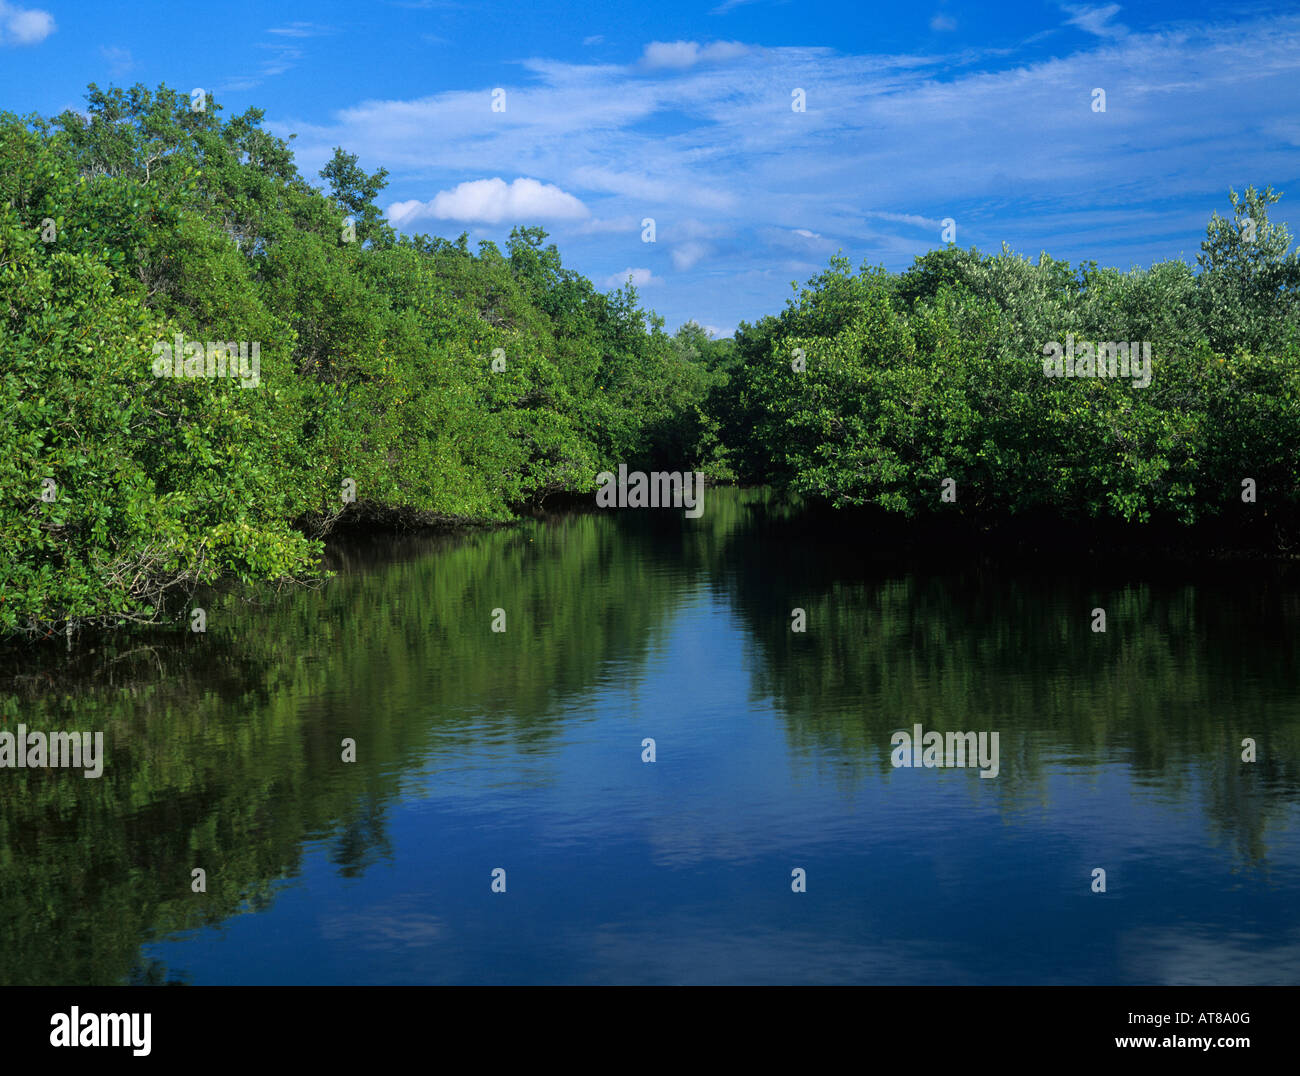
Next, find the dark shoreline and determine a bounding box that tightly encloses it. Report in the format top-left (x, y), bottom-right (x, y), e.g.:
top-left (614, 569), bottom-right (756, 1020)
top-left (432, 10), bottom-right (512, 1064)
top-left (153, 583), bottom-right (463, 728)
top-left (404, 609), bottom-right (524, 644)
top-left (4, 487), bottom-right (1297, 669)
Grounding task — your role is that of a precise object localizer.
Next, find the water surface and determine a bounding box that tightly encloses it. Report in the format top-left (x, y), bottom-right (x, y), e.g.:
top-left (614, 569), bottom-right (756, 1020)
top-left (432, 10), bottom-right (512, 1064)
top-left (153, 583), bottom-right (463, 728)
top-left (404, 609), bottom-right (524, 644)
top-left (2, 489), bottom-right (1297, 984)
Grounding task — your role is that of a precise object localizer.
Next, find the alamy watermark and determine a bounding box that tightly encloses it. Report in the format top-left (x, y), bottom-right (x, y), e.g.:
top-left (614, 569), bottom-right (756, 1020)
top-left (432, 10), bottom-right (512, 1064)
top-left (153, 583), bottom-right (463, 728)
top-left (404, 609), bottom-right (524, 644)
top-left (0, 726), bottom-right (104, 778)
top-left (1042, 336), bottom-right (1151, 388)
top-left (595, 465), bottom-right (704, 517)
top-left (151, 334), bottom-right (261, 388)
top-left (890, 723), bottom-right (1000, 778)
top-left (50, 1008), bottom-right (150, 1056)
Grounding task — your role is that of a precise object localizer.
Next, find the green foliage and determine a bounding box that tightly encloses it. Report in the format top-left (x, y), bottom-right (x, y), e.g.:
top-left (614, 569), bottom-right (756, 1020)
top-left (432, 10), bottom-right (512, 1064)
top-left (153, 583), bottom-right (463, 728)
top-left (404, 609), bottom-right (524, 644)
top-left (721, 193), bottom-right (1300, 533)
top-left (320, 147), bottom-right (395, 248)
top-left (0, 84), bottom-right (717, 638)
top-left (1197, 185), bottom-right (1300, 353)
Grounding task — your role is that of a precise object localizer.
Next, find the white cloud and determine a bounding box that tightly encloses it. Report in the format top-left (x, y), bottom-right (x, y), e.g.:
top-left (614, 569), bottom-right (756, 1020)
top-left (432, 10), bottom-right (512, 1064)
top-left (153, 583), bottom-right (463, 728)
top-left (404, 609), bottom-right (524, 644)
top-left (602, 267), bottom-right (661, 289)
top-left (0, 1), bottom-right (54, 45)
top-left (1063, 3), bottom-right (1127, 38)
top-left (930, 14), bottom-right (957, 32)
top-left (389, 177), bottom-right (590, 225)
top-left (639, 40), bottom-right (749, 70)
top-left (671, 241), bottom-right (712, 270)
top-left (583, 35), bottom-right (604, 46)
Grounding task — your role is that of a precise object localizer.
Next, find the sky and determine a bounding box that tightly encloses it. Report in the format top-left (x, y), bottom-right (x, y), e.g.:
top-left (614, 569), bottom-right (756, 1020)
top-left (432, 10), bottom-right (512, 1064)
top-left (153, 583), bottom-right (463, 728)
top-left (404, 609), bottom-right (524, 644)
top-left (2, 0), bottom-right (1298, 337)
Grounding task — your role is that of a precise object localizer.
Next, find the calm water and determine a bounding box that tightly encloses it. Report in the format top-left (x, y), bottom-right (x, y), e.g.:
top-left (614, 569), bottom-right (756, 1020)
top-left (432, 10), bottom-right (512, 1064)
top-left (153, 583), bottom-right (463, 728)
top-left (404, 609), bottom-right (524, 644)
top-left (2, 488), bottom-right (1298, 985)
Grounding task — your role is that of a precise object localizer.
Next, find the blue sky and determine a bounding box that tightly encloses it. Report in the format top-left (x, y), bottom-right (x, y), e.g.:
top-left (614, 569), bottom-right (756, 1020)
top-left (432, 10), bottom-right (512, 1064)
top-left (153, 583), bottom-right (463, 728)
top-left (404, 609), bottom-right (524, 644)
top-left (2, 0), bottom-right (1298, 336)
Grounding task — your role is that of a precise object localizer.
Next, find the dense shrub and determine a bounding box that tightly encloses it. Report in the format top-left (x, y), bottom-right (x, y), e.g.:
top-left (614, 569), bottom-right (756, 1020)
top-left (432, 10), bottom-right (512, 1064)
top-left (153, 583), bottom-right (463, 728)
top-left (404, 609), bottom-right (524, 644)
top-left (0, 85), bottom-right (718, 637)
top-left (719, 190), bottom-right (1300, 532)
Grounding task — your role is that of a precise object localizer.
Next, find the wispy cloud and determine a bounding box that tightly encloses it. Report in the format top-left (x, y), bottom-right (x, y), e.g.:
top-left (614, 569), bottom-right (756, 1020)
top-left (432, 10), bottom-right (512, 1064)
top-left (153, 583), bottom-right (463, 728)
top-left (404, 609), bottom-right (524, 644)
top-left (216, 33), bottom-right (307, 93)
top-left (274, 11), bottom-right (1300, 328)
top-left (761, 226), bottom-right (839, 254)
top-left (571, 215), bottom-right (642, 235)
top-left (1063, 3), bottom-right (1128, 39)
top-left (267, 22), bottom-right (336, 38)
top-left (861, 210), bottom-right (945, 230)
top-left (282, 19), bottom-right (1300, 238)
top-left (99, 45), bottom-right (133, 77)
